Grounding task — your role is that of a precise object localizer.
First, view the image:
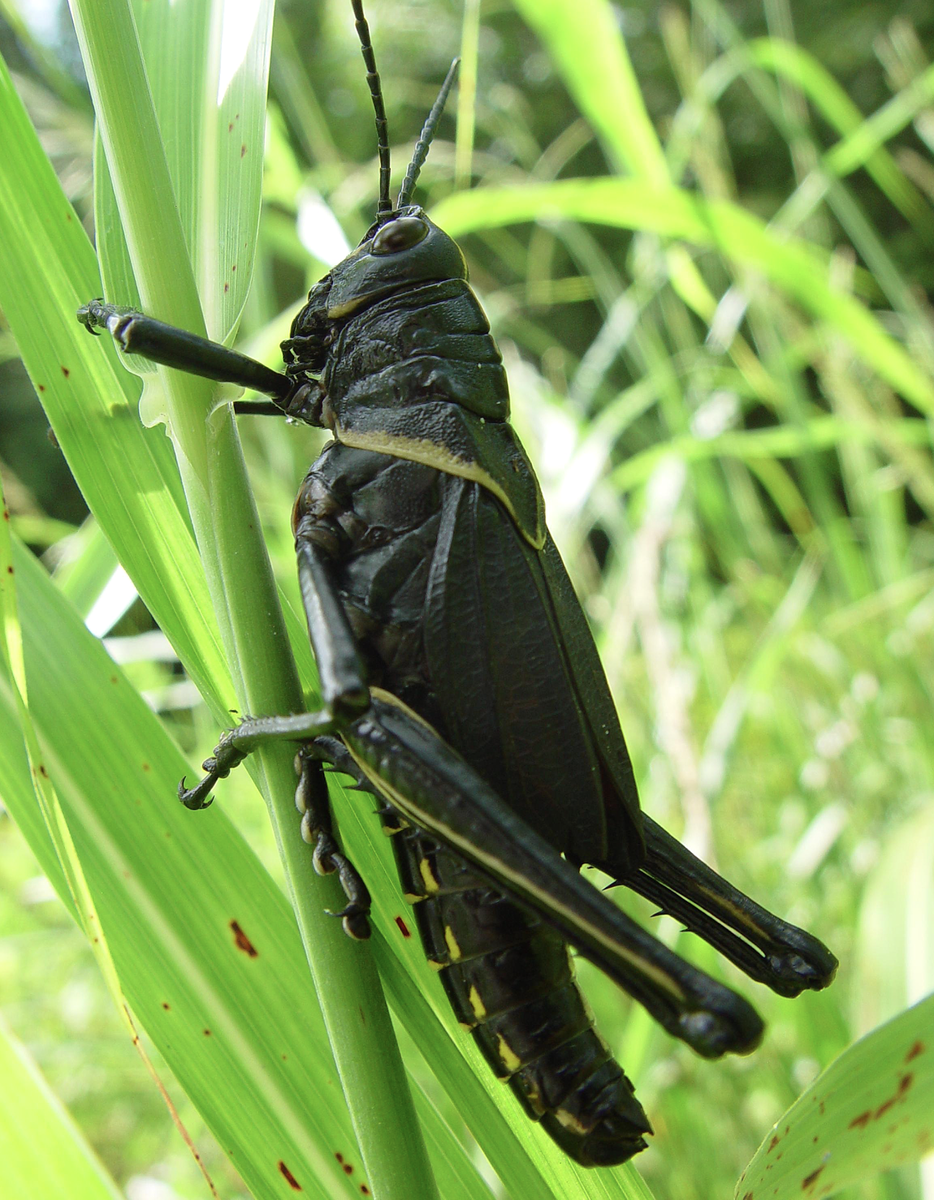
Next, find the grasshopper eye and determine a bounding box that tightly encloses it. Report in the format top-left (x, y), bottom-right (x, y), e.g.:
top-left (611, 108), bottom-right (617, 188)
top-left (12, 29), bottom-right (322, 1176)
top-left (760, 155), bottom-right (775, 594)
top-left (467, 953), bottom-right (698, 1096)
top-left (371, 216), bottom-right (429, 256)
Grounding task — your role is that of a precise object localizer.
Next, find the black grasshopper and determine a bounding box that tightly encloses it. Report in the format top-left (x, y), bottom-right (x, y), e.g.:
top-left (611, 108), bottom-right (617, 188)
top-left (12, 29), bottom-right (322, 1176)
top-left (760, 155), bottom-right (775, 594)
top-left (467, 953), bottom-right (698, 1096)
top-left (79, 0), bottom-right (836, 1168)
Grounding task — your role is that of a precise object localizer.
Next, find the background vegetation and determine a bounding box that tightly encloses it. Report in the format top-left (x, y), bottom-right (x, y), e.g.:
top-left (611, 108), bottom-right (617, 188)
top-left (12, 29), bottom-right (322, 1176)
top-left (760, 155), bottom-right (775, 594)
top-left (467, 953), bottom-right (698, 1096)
top-left (0, 0), bottom-right (933, 1198)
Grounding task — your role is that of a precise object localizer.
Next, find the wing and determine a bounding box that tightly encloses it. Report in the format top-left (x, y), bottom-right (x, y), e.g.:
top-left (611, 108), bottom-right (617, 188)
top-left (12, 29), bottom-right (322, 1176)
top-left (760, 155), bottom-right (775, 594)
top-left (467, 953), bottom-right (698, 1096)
top-left (423, 476), bottom-right (643, 871)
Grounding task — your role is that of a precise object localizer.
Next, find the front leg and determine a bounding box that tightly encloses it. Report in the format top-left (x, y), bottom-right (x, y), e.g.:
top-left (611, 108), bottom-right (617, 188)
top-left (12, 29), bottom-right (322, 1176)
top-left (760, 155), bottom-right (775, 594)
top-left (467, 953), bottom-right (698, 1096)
top-left (78, 300), bottom-right (292, 399)
top-left (76, 300), bottom-right (323, 420)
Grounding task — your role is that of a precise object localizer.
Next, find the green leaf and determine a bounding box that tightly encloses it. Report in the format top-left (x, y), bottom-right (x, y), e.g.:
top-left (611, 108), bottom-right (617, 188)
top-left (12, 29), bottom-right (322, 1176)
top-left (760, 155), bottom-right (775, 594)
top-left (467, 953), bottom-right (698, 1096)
top-left (510, 0), bottom-right (668, 186)
top-left (0, 1012), bottom-right (124, 1200)
top-left (735, 993), bottom-right (934, 1200)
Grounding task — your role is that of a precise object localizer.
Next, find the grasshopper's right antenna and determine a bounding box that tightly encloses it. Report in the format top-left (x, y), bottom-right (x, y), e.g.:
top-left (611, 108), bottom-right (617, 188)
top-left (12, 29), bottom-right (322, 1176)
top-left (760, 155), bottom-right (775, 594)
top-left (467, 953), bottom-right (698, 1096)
top-left (351, 0), bottom-right (392, 219)
top-left (397, 58), bottom-right (460, 209)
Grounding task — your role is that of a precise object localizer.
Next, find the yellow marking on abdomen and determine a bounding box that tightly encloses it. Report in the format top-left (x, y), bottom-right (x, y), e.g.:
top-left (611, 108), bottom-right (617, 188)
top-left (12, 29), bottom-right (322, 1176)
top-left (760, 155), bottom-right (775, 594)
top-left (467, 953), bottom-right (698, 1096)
top-left (444, 925), bottom-right (462, 961)
top-left (495, 1034), bottom-right (522, 1074)
top-left (419, 857), bottom-right (441, 894)
top-left (467, 985), bottom-right (487, 1019)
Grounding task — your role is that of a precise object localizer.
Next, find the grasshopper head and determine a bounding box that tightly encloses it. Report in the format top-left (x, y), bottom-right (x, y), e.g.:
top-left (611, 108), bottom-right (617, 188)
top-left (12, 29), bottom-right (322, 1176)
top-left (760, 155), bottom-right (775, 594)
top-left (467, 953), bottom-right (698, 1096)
top-left (325, 206), bottom-right (467, 319)
top-left (280, 207), bottom-right (466, 379)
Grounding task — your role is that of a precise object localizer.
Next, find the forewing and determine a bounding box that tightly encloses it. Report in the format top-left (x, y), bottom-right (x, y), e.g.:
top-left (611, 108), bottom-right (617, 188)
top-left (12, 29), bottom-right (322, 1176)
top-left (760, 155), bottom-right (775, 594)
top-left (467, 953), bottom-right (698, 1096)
top-left (538, 534), bottom-right (643, 870)
top-left (423, 477), bottom-right (614, 859)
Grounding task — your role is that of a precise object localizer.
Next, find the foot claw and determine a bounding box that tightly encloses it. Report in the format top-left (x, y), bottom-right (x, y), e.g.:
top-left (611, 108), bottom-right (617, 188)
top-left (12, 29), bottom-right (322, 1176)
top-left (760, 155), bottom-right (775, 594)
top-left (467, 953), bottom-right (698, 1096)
top-left (178, 773), bottom-right (217, 810)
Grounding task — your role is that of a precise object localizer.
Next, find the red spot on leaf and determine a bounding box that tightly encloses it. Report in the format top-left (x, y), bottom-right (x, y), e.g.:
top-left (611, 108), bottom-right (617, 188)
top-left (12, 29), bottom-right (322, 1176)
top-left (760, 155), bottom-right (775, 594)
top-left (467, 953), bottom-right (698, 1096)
top-left (230, 920), bottom-right (259, 957)
top-left (395, 916), bottom-right (412, 938)
top-left (278, 1161), bottom-right (301, 1190)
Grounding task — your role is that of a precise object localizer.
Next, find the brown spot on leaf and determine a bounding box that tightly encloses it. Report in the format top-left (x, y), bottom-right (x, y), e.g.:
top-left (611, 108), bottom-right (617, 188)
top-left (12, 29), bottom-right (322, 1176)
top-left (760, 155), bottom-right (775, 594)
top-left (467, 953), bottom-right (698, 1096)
top-left (342, 1163), bottom-right (353, 1175)
top-left (395, 916), bottom-right (412, 937)
top-left (768, 1136), bottom-right (780, 1153)
top-left (162, 1002), bottom-right (170, 1010)
top-left (38, 384), bottom-right (46, 392)
top-left (203, 1028), bottom-right (212, 1036)
top-left (278, 1161), bottom-right (301, 1190)
top-left (61, 365), bottom-right (70, 377)
top-left (335, 1154), bottom-right (343, 1164)
top-left (230, 920), bottom-right (259, 957)
top-left (849, 1111), bottom-right (871, 1130)
top-left (802, 1166), bottom-right (824, 1189)
top-left (241, 143), bottom-right (247, 157)
top-left (360, 1188), bottom-right (370, 1196)
top-left (874, 1074), bottom-right (913, 1120)
top-left (905, 1040), bottom-right (925, 1062)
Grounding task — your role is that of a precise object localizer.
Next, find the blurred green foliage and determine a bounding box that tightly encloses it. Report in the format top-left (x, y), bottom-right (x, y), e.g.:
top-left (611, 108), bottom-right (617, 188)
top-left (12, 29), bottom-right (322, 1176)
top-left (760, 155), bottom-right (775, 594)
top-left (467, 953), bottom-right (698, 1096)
top-left (1, 0), bottom-right (934, 1197)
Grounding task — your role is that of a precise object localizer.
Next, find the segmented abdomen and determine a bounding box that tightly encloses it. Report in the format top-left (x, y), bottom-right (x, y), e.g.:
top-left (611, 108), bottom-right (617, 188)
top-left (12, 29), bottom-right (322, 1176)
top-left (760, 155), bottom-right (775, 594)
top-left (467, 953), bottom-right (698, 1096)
top-left (389, 817), bottom-right (652, 1167)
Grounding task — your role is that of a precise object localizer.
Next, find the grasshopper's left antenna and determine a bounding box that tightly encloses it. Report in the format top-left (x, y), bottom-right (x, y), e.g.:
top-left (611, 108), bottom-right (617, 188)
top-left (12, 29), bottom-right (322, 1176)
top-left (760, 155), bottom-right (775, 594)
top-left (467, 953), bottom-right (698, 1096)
top-left (397, 58), bottom-right (460, 209)
top-left (351, 0), bottom-right (392, 218)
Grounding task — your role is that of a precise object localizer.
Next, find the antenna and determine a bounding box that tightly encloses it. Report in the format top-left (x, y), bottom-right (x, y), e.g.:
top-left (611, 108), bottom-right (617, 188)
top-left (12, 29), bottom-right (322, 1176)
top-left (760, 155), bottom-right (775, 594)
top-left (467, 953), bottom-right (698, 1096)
top-left (351, 0), bottom-right (392, 217)
top-left (397, 58), bottom-right (460, 209)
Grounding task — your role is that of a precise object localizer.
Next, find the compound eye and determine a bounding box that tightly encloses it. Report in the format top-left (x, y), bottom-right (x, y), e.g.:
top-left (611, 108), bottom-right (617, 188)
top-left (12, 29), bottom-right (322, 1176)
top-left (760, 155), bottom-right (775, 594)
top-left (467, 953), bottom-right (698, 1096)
top-left (371, 216), bottom-right (429, 256)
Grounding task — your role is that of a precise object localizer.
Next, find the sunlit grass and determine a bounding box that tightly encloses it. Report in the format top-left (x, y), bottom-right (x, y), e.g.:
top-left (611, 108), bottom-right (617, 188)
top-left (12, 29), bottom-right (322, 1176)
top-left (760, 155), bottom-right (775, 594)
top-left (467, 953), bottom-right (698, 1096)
top-left (1, 0), bottom-right (933, 1197)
